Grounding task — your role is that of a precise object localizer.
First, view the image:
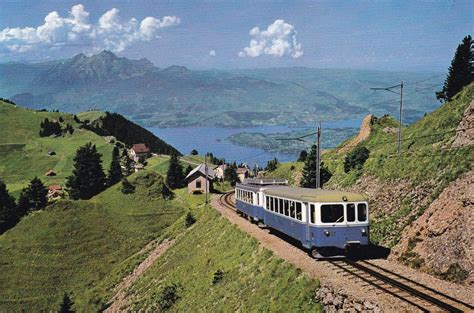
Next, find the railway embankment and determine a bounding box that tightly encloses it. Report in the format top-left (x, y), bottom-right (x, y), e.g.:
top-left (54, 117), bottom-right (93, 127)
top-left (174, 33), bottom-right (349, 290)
top-left (215, 192), bottom-right (474, 312)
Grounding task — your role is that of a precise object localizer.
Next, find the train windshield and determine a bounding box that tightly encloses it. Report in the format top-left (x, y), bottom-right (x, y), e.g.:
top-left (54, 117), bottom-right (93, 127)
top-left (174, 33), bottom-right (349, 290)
top-left (346, 203), bottom-right (356, 222)
top-left (358, 203), bottom-right (367, 222)
top-left (321, 204), bottom-right (344, 223)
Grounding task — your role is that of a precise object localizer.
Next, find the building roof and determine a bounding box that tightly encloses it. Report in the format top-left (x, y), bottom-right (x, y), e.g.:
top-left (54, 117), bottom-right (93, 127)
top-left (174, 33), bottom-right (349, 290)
top-left (236, 167), bottom-right (249, 174)
top-left (132, 143), bottom-right (150, 153)
top-left (48, 185), bottom-right (62, 191)
top-left (264, 186), bottom-right (367, 203)
top-left (185, 164), bottom-right (215, 180)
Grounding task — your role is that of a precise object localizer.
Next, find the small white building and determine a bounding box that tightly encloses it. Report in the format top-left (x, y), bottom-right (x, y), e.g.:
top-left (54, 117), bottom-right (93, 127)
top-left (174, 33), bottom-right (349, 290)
top-left (213, 164), bottom-right (227, 179)
top-left (130, 143), bottom-right (150, 163)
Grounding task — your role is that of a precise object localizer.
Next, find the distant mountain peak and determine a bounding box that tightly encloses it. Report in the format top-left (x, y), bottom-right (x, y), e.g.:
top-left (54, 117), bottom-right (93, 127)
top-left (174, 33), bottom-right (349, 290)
top-left (96, 50), bottom-right (118, 60)
top-left (38, 51), bottom-right (156, 86)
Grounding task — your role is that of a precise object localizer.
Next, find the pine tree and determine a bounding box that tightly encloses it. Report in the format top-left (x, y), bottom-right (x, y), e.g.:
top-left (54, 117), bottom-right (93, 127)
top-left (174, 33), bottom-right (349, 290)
top-left (297, 150), bottom-right (308, 162)
top-left (0, 179), bottom-right (17, 233)
top-left (58, 293), bottom-right (74, 313)
top-left (224, 164), bottom-right (239, 186)
top-left (66, 142), bottom-right (106, 200)
top-left (184, 165), bottom-right (193, 177)
top-left (300, 145), bottom-right (332, 188)
top-left (107, 146), bottom-right (123, 186)
top-left (17, 177), bottom-right (48, 215)
top-left (166, 153), bottom-right (184, 189)
top-left (437, 35), bottom-right (473, 102)
top-left (120, 148), bottom-right (135, 176)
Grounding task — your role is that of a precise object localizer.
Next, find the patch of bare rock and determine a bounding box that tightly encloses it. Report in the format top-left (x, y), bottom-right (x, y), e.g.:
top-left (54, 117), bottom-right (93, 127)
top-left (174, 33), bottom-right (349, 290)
top-left (337, 115), bottom-right (373, 154)
top-left (315, 283), bottom-right (380, 312)
top-left (451, 99), bottom-right (474, 147)
top-left (391, 169), bottom-right (474, 284)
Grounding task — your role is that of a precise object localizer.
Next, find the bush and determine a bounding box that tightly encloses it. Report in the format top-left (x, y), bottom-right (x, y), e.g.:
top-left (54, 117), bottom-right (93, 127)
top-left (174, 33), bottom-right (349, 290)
top-left (121, 178), bottom-right (135, 194)
top-left (157, 284), bottom-right (180, 311)
top-left (344, 146), bottom-right (370, 173)
top-left (212, 269), bottom-right (224, 285)
top-left (185, 212), bottom-right (196, 227)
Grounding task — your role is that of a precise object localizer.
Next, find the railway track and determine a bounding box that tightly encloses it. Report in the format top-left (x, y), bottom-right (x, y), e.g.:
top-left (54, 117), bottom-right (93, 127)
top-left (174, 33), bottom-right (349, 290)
top-left (217, 191), bottom-right (473, 312)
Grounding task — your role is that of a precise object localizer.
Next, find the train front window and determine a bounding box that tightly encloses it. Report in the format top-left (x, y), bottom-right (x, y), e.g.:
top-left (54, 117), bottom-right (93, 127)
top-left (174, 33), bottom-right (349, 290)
top-left (358, 203), bottom-right (367, 222)
top-left (321, 205), bottom-right (344, 223)
top-left (346, 203), bottom-right (356, 222)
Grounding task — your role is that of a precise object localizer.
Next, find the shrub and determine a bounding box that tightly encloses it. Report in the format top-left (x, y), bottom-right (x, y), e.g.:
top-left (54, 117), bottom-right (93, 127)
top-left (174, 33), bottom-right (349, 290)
top-left (212, 269), bottom-right (224, 285)
top-left (185, 212), bottom-right (196, 227)
top-left (344, 146), bottom-right (370, 173)
top-left (157, 284), bottom-right (180, 311)
top-left (121, 178), bottom-right (135, 194)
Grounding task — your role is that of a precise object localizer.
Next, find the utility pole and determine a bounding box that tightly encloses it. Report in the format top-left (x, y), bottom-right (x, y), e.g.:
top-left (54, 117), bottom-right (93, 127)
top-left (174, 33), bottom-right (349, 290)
top-left (371, 81), bottom-right (404, 154)
top-left (205, 152), bottom-right (208, 205)
top-left (316, 121), bottom-right (321, 189)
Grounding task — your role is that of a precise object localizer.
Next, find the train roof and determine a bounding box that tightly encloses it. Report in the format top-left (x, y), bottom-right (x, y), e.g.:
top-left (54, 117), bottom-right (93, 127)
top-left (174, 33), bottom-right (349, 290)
top-left (263, 186), bottom-right (367, 203)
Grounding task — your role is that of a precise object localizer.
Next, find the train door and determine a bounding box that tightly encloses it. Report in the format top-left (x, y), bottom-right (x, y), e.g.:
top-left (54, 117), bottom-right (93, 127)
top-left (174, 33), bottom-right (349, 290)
top-left (304, 202), bottom-right (311, 249)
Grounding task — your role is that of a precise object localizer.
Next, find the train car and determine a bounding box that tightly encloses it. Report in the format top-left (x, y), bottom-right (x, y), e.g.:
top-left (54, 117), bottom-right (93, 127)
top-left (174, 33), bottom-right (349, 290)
top-left (235, 181), bottom-right (369, 258)
top-left (235, 178), bottom-right (288, 222)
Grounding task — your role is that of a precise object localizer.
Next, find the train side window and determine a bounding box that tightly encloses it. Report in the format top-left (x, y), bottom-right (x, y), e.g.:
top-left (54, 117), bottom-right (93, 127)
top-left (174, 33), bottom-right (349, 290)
top-left (310, 204), bottom-right (315, 224)
top-left (358, 203), bottom-right (367, 222)
top-left (347, 203), bottom-right (356, 222)
top-left (321, 205), bottom-right (344, 223)
top-left (278, 199), bottom-right (283, 214)
top-left (289, 201), bottom-right (295, 218)
top-left (283, 200), bottom-right (289, 216)
top-left (296, 202), bottom-right (302, 220)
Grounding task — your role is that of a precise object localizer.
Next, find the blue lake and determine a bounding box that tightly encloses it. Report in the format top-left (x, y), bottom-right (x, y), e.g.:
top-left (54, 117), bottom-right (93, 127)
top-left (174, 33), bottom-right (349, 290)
top-left (149, 118), bottom-right (362, 167)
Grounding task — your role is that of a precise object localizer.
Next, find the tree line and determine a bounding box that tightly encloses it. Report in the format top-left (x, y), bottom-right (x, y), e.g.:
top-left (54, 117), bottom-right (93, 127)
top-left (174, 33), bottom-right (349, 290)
top-left (80, 112), bottom-right (180, 156)
top-left (39, 118), bottom-right (74, 137)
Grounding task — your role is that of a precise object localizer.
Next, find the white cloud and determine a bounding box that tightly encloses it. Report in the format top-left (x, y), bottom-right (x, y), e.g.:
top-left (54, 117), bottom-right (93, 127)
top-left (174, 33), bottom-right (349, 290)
top-left (209, 50), bottom-right (216, 56)
top-left (0, 4), bottom-right (180, 54)
top-left (239, 19), bottom-right (303, 59)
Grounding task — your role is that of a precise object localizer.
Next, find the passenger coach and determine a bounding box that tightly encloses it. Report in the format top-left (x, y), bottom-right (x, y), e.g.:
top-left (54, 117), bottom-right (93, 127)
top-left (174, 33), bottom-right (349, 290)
top-left (235, 180), bottom-right (369, 258)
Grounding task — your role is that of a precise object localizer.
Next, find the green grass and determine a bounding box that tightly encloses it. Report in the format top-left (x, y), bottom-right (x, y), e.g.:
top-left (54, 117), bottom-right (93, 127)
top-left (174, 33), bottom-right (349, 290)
top-left (76, 110), bottom-right (106, 122)
top-left (0, 170), bottom-right (184, 311)
top-left (0, 101), bottom-right (115, 196)
top-left (125, 207), bottom-right (322, 312)
top-left (265, 161), bottom-right (304, 185)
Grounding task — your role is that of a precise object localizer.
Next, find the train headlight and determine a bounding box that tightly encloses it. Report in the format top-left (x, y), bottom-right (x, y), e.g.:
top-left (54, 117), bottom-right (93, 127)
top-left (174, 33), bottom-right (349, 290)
top-left (361, 228), bottom-right (367, 237)
top-left (324, 230), bottom-right (330, 237)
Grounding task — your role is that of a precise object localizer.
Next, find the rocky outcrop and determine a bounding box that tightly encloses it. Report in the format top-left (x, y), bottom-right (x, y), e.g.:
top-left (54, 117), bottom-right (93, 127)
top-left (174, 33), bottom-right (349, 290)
top-left (391, 170), bottom-right (474, 284)
top-left (451, 100), bottom-right (474, 147)
top-left (337, 115), bottom-right (373, 153)
top-left (315, 283), bottom-right (380, 312)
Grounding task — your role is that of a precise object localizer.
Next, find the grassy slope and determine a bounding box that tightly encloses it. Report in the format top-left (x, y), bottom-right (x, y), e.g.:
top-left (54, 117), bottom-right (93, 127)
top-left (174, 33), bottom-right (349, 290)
top-left (0, 102), bottom-right (114, 196)
top-left (124, 192), bottom-right (321, 312)
top-left (263, 84), bottom-right (473, 247)
top-left (0, 171), bottom-right (184, 311)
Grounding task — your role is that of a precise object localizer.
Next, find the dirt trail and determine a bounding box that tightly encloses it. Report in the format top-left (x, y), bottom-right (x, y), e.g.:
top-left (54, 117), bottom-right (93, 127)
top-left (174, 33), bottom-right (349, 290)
top-left (212, 194), bottom-right (474, 312)
top-left (105, 238), bottom-right (175, 312)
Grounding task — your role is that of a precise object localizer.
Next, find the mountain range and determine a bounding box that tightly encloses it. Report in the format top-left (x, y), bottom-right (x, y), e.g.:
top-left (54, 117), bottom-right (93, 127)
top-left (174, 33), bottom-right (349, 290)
top-left (0, 51), bottom-right (444, 127)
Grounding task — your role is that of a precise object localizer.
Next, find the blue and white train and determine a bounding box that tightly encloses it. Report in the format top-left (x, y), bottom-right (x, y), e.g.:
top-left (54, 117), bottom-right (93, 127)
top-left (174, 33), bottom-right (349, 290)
top-left (235, 178), bottom-right (369, 258)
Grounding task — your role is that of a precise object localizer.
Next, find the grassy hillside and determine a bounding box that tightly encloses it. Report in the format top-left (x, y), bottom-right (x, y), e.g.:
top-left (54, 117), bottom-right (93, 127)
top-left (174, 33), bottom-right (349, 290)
top-left (122, 194), bottom-right (321, 312)
top-left (263, 83), bottom-right (474, 249)
top-left (0, 171), bottom-right (184, 311)
top-left (326, 83), bottom-right (474, 186)
top-left (0, 101), bottom-right (115, 196)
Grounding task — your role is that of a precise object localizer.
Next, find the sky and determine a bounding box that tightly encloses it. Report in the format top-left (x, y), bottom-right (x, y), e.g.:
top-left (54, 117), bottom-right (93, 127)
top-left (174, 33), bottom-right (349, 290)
top-left (0, 0), bottom-right (472, 71)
